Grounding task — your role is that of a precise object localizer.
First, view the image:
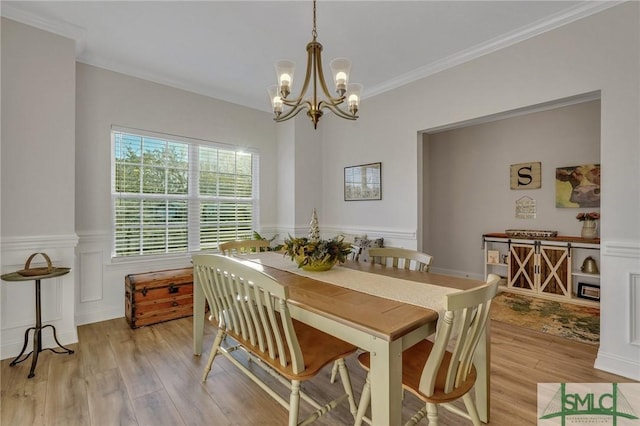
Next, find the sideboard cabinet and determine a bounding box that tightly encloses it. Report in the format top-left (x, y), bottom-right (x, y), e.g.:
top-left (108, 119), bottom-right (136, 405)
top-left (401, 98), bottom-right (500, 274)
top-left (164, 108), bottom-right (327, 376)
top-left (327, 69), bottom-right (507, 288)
top-left (483, 233), bottom-right (600, 306)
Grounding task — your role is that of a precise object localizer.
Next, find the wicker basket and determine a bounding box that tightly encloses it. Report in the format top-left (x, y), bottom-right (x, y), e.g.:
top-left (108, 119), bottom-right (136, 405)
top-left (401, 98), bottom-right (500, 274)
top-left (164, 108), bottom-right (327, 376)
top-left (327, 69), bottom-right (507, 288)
top-left (17, 252), bottom-right (54, 277)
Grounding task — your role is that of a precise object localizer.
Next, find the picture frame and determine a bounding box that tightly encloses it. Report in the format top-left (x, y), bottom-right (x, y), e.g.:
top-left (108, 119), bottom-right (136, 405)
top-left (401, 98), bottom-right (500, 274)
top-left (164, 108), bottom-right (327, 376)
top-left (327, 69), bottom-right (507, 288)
top-left (555, 164), bottom-right (601, 208)
top-left (344, 162), bottom-right (381, 201)
top-left (577, 282), bottom-right (600, 301)
top-left (487, 250), bottom-right (500, 264)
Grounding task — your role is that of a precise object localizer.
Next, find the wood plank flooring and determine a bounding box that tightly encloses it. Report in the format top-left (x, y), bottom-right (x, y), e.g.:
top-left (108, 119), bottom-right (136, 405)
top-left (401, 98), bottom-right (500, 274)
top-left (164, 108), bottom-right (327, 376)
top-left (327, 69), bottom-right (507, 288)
top-left (2, 317), bottom-right (636, 425)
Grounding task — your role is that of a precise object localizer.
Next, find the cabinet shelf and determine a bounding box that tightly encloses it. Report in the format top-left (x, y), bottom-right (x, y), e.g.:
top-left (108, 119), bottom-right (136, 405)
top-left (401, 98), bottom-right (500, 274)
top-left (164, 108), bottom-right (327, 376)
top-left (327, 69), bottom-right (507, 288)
top-left (572, 271), bottom-right (600, 279)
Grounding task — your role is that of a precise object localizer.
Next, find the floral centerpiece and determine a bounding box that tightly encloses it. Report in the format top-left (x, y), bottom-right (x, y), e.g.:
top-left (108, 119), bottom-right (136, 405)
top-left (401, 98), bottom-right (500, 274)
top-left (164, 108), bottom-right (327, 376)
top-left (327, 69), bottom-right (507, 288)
top-left (283, 235), bottom-right (352, 271)
top-left (283, 209), bottom-right (352, 271)
top-left (576, 211), bottom-right (600, 239)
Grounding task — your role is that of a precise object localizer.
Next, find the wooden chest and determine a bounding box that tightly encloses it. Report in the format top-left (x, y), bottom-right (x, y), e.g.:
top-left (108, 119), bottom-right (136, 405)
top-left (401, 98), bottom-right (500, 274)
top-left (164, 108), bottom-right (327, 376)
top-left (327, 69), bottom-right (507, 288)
top-left (125, 267), bottom-right (194, 329)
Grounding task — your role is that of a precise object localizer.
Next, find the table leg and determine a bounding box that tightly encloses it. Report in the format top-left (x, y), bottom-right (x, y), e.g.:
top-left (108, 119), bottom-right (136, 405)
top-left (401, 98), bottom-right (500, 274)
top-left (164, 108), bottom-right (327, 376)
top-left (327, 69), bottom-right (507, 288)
top-left (9, 279), bottom-right (74, 378)
top-left (369, 336), bottom-right (403, 426)
top-left (193, 274), bottom-right (205, 356)
top-left (9, 327), bottom-right (35, 366)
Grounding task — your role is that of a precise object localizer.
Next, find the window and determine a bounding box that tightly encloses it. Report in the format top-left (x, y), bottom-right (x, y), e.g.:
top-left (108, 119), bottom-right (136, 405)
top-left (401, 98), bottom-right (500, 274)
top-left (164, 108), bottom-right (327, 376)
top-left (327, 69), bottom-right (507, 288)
top-left (112, 128), bottom-right (258, 258)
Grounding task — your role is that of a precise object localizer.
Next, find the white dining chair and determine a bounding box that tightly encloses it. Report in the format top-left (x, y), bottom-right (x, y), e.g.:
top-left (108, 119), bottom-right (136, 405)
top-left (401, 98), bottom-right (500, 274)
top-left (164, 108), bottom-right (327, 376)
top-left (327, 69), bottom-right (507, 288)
top-left (367, 247), bottom-right (433, 272)
top-left (354, 274), bottom-right (500, 426)
top-left (219, 239), bottom-right (270, 255)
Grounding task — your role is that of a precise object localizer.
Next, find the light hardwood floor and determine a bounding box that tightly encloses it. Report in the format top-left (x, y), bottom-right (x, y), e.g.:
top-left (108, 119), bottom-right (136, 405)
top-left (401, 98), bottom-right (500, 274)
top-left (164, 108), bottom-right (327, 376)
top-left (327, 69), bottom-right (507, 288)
top-left (1, 317), bottom-right (636, 426)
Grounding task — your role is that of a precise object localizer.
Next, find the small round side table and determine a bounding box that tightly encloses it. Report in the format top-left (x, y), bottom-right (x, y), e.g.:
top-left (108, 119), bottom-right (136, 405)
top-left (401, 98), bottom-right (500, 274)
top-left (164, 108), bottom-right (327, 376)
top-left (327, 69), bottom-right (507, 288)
top-left (1, 268), bottom-right (74, 378)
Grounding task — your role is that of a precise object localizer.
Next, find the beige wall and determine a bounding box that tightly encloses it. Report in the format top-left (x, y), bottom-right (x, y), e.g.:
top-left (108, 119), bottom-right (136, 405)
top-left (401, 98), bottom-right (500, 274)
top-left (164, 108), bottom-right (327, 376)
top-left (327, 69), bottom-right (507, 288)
top-left (425, 99), bottom-right (600, 276)
top-left (1, 18), bottom-right (78, 358)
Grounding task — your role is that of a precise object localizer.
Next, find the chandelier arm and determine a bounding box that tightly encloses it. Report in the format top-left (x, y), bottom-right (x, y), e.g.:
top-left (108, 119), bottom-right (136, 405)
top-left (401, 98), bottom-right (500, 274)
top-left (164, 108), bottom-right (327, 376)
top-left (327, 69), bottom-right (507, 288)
top-left (313, 45), bottom-right (342, 103)
top-left (320, 102), bottom-right (358, 120)
top-left (318, 95), bottom-right (347, 108)
top-left (275, 100), bottom-right (314, 122)
top-left (279, 42), bottom-right (317, 106)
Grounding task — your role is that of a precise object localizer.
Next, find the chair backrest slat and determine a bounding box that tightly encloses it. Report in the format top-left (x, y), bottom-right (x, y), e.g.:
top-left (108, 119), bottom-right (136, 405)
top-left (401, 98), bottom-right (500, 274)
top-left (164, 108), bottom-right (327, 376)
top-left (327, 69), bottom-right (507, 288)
top-left (419, 274), bottom-right (500, 396)
top-left (219, 239), bottom-right (270, 256)
top-left (368, 247), bottom-right (433, 272)
top-left (193, 254), bottom-right (305, 374)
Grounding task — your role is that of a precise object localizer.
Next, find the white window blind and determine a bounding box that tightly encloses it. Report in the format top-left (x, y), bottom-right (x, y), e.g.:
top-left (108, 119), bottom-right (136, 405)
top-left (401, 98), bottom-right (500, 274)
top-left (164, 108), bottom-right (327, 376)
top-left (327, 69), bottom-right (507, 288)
top-left (111, 128), bottom-right (258, 258)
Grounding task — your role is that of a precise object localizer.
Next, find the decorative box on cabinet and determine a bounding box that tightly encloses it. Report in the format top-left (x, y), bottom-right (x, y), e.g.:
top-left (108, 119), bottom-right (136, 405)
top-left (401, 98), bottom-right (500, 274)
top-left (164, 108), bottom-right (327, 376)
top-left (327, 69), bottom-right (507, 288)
top-left (483, 233), bottom-right (600, 306)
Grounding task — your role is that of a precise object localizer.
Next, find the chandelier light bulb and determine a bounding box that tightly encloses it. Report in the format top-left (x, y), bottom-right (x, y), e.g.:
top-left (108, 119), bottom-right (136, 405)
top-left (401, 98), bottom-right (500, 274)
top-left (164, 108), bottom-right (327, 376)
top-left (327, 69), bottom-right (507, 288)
top-left (279, 73), bottom-right (292, 88)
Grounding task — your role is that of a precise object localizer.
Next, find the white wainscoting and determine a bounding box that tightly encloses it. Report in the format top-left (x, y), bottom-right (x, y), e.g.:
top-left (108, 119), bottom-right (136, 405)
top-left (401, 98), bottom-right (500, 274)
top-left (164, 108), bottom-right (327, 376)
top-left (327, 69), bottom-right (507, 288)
top-left (75, 232), bottom-right (192, 326)
top-left (595, 240), bottom-right (640, 380)
top-left (1, 234), bottom-right (78, 360)
top-left (631, 273), bottom-right (640, 347)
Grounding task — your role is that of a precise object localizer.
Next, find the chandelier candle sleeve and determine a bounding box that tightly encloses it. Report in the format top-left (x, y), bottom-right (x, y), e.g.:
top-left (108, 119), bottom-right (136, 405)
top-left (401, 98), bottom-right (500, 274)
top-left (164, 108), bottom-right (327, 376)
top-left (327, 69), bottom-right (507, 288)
top-left (268, 0), bottom-right (362, 129)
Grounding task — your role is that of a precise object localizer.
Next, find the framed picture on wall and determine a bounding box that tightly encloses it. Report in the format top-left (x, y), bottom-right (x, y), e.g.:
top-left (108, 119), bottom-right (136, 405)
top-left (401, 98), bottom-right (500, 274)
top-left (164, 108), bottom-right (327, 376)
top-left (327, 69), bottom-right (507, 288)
top-left (344, 162), bottom-right (382, 201)
top-left (555, 164), bottom-right (601, 208)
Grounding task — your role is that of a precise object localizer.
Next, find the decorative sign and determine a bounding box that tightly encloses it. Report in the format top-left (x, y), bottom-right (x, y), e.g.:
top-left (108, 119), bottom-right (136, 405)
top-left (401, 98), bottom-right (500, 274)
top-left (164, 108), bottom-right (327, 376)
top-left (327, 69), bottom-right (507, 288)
top-left (510, 162), bottom-right (541, 190)
top-left (515, 196), bottom-right (536, 219)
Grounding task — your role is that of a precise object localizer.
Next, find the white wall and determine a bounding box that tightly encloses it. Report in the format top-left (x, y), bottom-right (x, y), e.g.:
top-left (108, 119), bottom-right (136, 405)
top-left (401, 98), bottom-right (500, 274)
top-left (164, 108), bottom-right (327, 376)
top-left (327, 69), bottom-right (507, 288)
top-left (1, 18), bottom-right (78, 358)
top-left (425, 99), bottom-right (600, 277)
top-left (318, 3), bottom-right (640, 379)
top-left (74, 63), bottom-right (278, 325)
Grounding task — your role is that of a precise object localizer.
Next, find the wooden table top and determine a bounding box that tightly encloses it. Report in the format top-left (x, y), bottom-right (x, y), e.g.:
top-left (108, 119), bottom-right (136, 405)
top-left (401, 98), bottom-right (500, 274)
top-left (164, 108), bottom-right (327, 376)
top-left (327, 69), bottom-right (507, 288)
top-left (249, 260), bottom-right (484, 342)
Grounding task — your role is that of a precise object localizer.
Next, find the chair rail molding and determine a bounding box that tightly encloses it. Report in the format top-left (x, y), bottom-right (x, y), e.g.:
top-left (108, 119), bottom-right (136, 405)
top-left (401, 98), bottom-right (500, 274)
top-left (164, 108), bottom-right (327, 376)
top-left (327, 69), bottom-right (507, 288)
top-left (1, 233), bottom-right (79, 252)
top-left (601, 240), bottom-right (640, 258)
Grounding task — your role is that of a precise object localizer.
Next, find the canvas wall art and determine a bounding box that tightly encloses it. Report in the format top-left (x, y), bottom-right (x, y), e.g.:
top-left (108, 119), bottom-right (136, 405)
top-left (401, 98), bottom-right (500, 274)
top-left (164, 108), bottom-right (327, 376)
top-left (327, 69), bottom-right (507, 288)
top-left (555, 164), bottom-right (601, 208)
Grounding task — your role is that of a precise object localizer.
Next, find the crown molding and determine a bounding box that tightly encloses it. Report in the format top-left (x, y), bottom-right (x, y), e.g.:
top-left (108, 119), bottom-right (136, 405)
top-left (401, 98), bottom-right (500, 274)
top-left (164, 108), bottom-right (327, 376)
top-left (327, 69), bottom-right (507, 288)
top-left (365, 1), bottom-right (624, 100)
top-left (1, 3), bottom-right (86, 56)
top-left (1, 1), bottom-right (623, 112)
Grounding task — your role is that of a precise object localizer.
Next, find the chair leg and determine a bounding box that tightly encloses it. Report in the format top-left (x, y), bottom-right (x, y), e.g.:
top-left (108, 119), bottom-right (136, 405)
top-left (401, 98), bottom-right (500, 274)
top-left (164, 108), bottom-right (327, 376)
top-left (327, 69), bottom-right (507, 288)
top-left (462, 393), bottom-right (482, 426)
top-left (335, 358), bottom-right (358, 418)
top-left (330, 361), bottom-right (339, 383)
top-left (354, 374), bottom-right (371, 426)
top-left (405, 407), bottom-right (427, 426)
top-left (426, 403), bottom-right (439, 426)
top-left (289, 380), bottom-right (301, 426)
top-left (202, 330), bottom-right (225, 382)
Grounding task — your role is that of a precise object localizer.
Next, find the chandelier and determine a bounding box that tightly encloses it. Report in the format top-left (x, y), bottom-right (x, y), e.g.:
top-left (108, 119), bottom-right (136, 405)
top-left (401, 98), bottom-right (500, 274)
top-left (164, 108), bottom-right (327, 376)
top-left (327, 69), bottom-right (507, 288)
top-left (268, 0), bottom-right (362, 129)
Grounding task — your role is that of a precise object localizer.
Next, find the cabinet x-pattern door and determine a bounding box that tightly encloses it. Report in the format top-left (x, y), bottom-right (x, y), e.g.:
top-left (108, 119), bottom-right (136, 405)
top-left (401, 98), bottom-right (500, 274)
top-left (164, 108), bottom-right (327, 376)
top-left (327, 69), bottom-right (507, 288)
top-left (538, 245), bottom-right (571, 297)
top-left (508, 243), bottom-right (536, 291)
top-left (508, 242), bottom-right (571, 297)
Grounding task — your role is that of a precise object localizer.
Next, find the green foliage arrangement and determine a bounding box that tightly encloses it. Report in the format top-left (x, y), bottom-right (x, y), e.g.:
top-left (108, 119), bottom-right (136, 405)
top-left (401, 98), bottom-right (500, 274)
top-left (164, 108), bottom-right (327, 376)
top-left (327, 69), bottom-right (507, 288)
top-left (283, 235), bottom-right (352, 270)
top-left (252, 231), bottom-right (283, 252)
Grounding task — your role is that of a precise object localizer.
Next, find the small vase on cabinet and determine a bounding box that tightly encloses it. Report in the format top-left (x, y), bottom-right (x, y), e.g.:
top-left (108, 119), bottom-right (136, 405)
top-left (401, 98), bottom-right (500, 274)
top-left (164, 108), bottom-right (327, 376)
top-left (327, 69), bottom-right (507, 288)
top-left (581, 220), bottom-right (598, 239)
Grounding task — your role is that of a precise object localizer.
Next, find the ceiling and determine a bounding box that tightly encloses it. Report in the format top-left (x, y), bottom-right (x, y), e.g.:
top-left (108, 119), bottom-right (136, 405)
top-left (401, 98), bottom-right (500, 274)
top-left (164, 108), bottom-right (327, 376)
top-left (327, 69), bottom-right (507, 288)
top-left (2, 1), bottom-right (617, 112)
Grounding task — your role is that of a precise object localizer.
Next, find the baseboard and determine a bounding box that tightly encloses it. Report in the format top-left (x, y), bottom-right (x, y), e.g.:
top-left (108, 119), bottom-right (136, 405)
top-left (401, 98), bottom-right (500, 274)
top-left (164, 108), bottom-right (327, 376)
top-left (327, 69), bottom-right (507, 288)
top-left (430, 266), bottom-right (484, 281)
top-left (75, 306), bottom-right (123, 326)
top-left (595, 350), bottom-right (640, 381)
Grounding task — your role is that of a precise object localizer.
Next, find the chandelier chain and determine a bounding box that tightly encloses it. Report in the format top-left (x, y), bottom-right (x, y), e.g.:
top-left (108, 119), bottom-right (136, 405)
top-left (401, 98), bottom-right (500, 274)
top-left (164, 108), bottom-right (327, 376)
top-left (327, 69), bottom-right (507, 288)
top-left (312, 0), bottom-right (317, 40)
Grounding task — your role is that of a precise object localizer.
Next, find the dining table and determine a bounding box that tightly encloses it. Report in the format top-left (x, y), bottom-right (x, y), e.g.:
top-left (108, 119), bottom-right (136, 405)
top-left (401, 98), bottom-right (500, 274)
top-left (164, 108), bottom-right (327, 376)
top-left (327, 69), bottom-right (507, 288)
top-left (192, 252), bottom-right (490, 426)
